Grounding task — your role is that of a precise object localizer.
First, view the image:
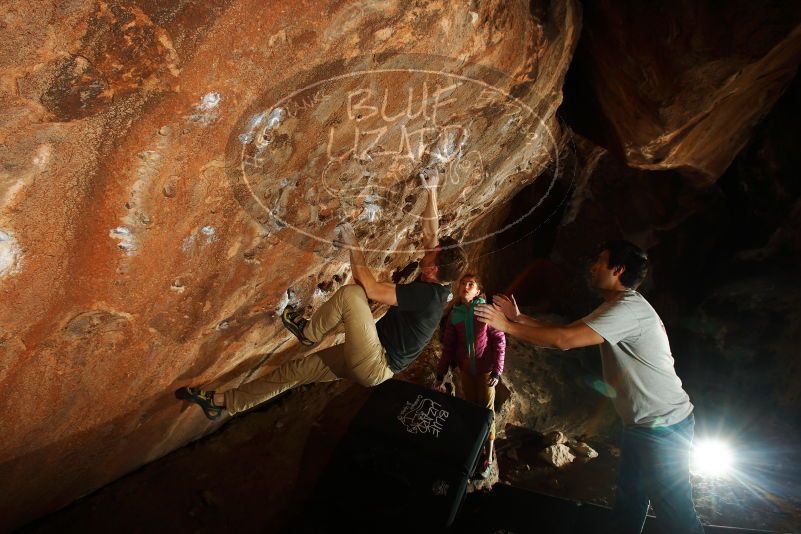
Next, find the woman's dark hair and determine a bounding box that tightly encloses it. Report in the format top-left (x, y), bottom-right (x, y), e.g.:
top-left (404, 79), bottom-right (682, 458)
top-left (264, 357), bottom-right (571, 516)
top-left (599, 240), bottom-right (649, 289)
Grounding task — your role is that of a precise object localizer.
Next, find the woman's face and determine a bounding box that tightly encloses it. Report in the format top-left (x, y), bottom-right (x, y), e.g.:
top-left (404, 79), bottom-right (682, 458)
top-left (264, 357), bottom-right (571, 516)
top-left (458, 276), bottom-right (481, 303)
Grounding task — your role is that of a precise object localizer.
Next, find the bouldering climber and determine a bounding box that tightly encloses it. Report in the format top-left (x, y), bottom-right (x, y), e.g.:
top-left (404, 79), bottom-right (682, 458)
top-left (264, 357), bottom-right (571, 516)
top-left (178, 171), bottom-right (467, 421)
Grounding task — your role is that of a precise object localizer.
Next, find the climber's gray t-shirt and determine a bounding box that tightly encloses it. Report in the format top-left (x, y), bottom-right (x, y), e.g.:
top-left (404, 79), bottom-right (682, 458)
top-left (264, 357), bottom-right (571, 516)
top-left (582, 290), bottom-right (693, 427)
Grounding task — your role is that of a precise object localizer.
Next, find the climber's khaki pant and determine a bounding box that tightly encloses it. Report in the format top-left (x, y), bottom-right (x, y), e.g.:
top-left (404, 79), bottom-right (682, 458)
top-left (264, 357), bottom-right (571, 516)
top-left (225, 285), bottom-right (393, 415)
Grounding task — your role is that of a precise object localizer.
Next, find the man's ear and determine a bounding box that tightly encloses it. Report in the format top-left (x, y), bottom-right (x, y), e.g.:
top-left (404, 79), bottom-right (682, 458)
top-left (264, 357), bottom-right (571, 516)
top-left (613, 265), bottom-right (626, 277)
top-left (423, 264), bottom-right (439, 279)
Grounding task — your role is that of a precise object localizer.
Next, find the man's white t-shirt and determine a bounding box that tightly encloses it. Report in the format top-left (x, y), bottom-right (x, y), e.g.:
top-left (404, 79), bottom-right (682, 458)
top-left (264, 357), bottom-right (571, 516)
top-left (582, 289), bottom-right (693, 427)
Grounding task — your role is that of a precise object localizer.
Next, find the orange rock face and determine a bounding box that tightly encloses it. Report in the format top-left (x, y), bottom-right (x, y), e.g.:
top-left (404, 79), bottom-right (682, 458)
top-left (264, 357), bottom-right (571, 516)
top-left (0, 0), bottom-right (579, 528)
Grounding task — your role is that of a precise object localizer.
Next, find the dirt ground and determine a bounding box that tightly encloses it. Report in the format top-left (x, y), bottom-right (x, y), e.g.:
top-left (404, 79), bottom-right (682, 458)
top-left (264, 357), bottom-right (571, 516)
top-left (495, 424), bottom-right (801, 533)
top-left (19, 378), bottom-right (801, 533)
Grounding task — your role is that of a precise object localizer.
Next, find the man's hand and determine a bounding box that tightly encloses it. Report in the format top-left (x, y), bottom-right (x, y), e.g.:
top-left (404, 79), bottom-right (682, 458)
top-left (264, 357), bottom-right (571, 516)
top-left (493, 294), bottom-right (520, 322)
top-left (474, 303), bottom-right (512, 333)
top-left (419, 169), bottom-right (440, 190)
top-left (433, 380), bottom-right (447, 393)
top-left (487, 374), bottom-right (499, 387)
top-left (333, 222), bottom-right (358, 249)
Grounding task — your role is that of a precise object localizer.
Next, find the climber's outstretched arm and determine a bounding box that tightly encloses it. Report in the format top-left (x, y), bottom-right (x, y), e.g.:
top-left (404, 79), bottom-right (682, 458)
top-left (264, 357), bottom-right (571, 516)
top-left (420, 170), bottom-right (439, 251)
top-left (334, 223), bottom-right (397, 306)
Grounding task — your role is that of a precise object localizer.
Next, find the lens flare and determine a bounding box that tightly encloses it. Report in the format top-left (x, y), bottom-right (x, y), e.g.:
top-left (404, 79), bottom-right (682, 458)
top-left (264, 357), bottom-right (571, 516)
top-left (692, 439), bottom-right (735, 477)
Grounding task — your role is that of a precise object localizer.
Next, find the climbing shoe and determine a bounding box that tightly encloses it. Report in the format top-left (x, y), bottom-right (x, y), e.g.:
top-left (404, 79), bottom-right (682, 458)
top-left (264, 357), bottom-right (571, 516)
top-left (175, 386), bottom-right (224, 421)
top-left (476, 455), bottom-right (493, 480)
top-left (281, 308), bottom-right (314, 346)
top-left (473, 446), bottom-right (494, 480)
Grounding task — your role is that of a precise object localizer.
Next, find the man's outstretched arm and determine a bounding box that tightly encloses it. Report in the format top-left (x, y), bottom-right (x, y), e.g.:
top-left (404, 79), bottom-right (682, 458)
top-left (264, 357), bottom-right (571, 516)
top-left (492, 294), bottom-right (559, 328)
top-left (420, 170), bottom-right (439, 250)
top-left (475, 303), bottom-right (603, 350)
top-left (335, 223), bottom-right (397, 306)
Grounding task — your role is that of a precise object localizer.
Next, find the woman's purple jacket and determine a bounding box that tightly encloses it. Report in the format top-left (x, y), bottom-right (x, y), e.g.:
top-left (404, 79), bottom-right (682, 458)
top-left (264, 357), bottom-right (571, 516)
top-left (436, 312), bottom-right (506, 379)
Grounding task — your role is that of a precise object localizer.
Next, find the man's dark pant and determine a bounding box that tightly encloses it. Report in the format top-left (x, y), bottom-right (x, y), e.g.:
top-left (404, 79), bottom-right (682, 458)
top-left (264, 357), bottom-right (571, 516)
top-left (610, 414), bottom-right (705, 534)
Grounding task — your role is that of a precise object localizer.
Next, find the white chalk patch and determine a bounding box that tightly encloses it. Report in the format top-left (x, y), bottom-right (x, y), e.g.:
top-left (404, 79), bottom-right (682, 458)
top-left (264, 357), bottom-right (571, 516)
top-left (266, 107), bottom-right (286, 129)
top-left (362, 205), bottom-right (380, 222)
top-left (182, 226), bottom-right (218, 253)
top-left (287, 289), bottom-right (302, 308)
top-left (187, 92), bottom-right (222, 125)
top-left (32, 145), bottom-right (51, 168)
top-left (275, 291), bottom-right (289, 315)
top-left (239, 112), bottom-right (268, 144)
top-left (181, 233), bottom-right (196, 252)
top-left (109, 226), bottom-right (137, 254)
top-left (189, 113), bottom-right (219, 126)
top-left (360, 194), bottom-right (381, 222)
top-left (501, 116), bottom-right (518, 134)
top-left (248, 111), bottom-right (268, 130)
top-left (197, 92), bottom-right (221, 111)
top-left (312, 287), bottom-right (329, 300)
top-left (274, 288), bottom-right (302, 315)
top-left (201, 225), bottom-right (218, 244)
top-left (0, 229), bottom-right (22, 278)
top-left (240, 107), bottom-right (286, 145)
top-left (432, 129), bottom-right (460, 163)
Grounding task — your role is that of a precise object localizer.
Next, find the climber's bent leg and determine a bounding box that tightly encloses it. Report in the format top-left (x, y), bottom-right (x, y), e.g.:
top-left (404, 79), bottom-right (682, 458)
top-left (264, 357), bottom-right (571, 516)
top-left (304, 284), bottom-right (393, 387)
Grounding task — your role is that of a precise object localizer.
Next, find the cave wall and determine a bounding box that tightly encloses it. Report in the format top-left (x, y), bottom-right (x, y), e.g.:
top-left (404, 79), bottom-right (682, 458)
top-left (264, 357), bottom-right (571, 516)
top-left (562, 0), bottom-right (801, 183)
top-left (647, 73), bottom-right (801, 422)
top-left (0, 0), bottom-right (581, 529)
top-left (3, 0), bottom-right (801, 529)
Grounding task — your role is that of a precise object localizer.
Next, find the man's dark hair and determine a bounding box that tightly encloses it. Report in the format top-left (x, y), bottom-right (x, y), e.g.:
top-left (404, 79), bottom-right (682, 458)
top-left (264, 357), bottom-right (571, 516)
top-left (600, 240), bottom-right (649, 289)
top-left (435, 236), bottom-right (468, 283)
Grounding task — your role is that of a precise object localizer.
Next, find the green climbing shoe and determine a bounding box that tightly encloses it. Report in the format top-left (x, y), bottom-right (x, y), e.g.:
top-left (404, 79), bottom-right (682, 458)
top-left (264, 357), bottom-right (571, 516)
top-left (175, 386), bottom-right (224, 421)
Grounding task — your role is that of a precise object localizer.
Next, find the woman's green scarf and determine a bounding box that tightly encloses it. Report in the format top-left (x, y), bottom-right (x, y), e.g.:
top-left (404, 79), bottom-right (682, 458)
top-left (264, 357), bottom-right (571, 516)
top-left (450, 296), bottom-right (486, 375)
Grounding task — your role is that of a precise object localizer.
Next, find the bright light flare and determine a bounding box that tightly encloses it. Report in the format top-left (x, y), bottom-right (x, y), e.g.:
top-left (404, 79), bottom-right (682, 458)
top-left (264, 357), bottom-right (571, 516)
top-left (692, 439), bottom-right (735, 477)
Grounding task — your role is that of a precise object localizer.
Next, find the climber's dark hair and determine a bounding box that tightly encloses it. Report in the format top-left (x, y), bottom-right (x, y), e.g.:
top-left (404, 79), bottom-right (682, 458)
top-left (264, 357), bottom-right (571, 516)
top-left (599, 240), bottom-right (648, 289)
top-left (435, 236), bottom-right (468, 283)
